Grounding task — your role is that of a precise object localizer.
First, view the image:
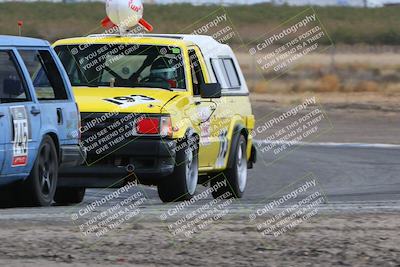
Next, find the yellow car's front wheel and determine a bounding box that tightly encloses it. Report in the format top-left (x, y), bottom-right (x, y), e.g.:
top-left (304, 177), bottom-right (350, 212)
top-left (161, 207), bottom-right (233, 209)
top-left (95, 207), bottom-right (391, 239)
top-left (157, 136), bottom-right (199, 203)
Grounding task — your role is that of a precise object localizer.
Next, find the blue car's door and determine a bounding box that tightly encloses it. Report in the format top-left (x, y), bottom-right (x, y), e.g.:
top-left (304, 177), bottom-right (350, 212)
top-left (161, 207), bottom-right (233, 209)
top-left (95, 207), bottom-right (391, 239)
top-left (18, 49), bottom-right (77, 148)
top-left (0, 49), bottom-right (41, 178)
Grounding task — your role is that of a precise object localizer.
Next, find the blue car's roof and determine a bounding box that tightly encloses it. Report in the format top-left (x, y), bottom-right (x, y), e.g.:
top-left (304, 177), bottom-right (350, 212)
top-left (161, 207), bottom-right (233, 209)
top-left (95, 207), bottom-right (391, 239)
top-left (0, 35), bottom-right (49, 47)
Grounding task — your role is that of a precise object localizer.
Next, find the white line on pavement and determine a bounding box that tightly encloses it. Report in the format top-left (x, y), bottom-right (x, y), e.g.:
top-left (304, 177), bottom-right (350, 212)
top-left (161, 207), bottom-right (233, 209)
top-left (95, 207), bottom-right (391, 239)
top-left (253, 140), bottom-right (400, 149)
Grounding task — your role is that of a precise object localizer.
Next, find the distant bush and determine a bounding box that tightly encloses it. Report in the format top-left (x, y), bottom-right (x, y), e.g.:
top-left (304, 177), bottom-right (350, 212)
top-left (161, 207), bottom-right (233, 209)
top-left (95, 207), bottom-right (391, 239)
top-left (318, 74), bottom-right (341, 92)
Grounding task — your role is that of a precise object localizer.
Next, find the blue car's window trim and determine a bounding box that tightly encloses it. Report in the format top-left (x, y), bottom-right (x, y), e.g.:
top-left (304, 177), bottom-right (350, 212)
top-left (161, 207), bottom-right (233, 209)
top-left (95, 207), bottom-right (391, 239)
top-left (18, 47), bottom-right (71, 103)
top-left (0, 49), bottom-right (32, 104)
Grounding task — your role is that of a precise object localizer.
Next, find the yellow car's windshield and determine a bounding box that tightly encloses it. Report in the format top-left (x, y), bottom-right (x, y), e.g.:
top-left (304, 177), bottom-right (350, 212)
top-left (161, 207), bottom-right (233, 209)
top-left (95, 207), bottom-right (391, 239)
top-left (55, 44), bottom-right (186, 90)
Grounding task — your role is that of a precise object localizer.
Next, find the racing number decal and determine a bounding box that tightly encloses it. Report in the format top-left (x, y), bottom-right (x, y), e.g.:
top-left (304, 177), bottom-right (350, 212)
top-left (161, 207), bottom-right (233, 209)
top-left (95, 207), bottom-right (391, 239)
top-left (104, 95), bottom-right (159, 108)
top-left (10, 106), bottom-right (29, 167)
top-left (197, 106), bottom-right (212, 146)
top-left (216, 129), bottom-right (228, 168)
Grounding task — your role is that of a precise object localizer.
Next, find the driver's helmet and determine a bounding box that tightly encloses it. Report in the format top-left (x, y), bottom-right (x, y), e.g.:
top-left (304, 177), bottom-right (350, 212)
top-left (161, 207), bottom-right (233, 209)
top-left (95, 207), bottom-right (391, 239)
top-left (150, 57), bottom-right (178, 80)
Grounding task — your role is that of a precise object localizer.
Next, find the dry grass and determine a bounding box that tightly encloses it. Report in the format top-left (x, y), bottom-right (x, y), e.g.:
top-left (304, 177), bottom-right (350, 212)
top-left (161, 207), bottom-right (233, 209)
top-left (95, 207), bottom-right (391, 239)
top-left (250, 91), bottom-right (400, 110)
top-left (244, 50), bottom-right (400, 94)
top-left (249, 78), bottom-right (398, 94)
top-left (290, 80), bottom-right (318, 93)
top-left (317, 74), bottom-right (341, 92)
top-left (352, 81), bottom-right (380, 92)
top-left (237, 52), bottom-right (400, 70)
top-left (252, 82), bottom-right (268, 94)
top-left (384, 83), bottom-right (400, 93)
top-left (296, 53), bottom-right (400, 69)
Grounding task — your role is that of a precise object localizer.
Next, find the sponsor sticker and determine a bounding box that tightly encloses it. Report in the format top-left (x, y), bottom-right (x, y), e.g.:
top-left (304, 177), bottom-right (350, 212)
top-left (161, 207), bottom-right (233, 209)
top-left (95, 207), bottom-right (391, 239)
top-left (10, 106), bottom-right (29, 167)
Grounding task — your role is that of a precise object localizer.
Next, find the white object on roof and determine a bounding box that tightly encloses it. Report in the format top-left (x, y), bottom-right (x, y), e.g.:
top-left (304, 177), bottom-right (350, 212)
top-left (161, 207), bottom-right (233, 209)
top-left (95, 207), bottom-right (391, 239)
top-left (105, 0), bottom-right (143, 30)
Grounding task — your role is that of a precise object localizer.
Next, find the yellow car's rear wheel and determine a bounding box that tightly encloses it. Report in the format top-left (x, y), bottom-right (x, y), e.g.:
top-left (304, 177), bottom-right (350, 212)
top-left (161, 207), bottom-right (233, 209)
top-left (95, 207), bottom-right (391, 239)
top-left (211, 135), bottom-right (247, 199)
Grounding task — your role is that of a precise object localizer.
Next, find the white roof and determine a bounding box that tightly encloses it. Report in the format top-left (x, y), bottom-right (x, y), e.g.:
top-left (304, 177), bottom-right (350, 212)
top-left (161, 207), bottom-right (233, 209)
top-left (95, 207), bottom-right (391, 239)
top-left (87, 33), bottom-right (234, 58)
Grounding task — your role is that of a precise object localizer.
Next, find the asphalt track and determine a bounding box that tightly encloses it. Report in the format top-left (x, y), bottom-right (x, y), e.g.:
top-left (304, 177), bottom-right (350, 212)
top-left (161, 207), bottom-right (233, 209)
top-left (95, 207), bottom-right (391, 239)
top-left (0, 141), bottom-right (399, 220)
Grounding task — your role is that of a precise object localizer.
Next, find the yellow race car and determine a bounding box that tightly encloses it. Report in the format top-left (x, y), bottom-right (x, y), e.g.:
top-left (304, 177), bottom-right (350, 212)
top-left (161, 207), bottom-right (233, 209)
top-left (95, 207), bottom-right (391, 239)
top-left (53, 34), bottom-right (256, 203)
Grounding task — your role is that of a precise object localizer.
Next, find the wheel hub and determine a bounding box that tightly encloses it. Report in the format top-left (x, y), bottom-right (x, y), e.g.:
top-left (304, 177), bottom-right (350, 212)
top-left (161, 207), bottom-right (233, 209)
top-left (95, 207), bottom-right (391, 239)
top-left (185, 144), bottom-right (198, 195)
top-left (237, 141), bottom-right (247, 192)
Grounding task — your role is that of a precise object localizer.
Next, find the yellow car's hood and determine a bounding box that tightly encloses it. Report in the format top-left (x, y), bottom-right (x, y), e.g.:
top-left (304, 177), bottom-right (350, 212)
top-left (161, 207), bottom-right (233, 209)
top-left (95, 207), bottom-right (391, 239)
top-left (73, 87), bottom-right (180, 114)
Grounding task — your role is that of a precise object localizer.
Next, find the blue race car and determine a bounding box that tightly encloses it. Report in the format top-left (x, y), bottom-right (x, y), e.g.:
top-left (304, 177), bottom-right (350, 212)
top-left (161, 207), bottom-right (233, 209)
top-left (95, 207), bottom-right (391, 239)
top-left (0, 35), bottom-right (85, 207)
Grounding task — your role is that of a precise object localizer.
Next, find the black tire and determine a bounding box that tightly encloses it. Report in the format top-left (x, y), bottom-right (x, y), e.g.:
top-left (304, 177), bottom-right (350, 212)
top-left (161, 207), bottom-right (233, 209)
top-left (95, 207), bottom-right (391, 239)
top-left (211, 135), bottom-right (247, 199)
top-left (54, 187), bottom-right (86, 205)
top-left (158, 135), bottom-right (199, 203)
top-left (20, 135), bottom-right (58, 207)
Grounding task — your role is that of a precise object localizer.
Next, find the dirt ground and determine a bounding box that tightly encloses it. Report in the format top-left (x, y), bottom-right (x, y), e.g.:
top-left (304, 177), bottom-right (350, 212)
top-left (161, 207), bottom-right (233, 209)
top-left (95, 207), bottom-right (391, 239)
top-left (0, 92), bottom-right (398, 266)
top-left (0, 210), bottom-right (399, 266)
top-left (250, 92), bottom-right (400, 144)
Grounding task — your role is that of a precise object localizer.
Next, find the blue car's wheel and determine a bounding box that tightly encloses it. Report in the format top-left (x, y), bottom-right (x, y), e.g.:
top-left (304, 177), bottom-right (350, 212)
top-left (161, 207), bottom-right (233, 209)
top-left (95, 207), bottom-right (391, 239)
top-left (22, 135), bottom-right (58, 207)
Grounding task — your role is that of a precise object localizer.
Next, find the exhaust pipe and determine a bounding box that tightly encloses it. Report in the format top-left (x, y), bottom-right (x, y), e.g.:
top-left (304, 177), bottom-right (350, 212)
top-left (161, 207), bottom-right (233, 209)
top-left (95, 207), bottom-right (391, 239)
top-left (126, 164), bottom-right (135, 173)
